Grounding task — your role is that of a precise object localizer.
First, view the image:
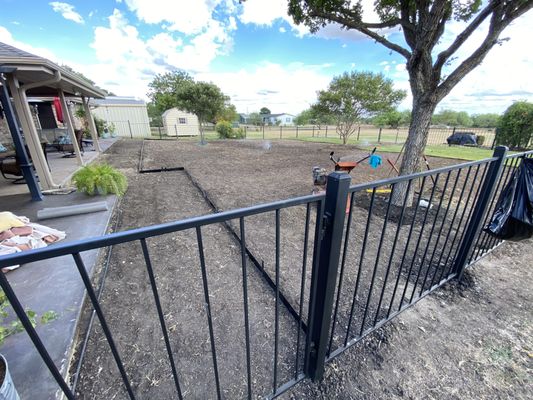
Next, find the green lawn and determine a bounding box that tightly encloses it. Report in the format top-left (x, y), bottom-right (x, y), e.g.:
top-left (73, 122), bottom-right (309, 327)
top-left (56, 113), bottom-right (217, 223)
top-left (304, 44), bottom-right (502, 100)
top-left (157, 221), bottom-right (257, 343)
top-left (298, 137), bottom-right (499, 161)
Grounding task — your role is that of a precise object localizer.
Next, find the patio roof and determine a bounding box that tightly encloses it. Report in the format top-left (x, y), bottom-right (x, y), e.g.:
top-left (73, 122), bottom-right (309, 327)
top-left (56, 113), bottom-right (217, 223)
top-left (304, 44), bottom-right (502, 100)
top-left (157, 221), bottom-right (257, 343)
top-left (0, 41), bottom-right (106, 98)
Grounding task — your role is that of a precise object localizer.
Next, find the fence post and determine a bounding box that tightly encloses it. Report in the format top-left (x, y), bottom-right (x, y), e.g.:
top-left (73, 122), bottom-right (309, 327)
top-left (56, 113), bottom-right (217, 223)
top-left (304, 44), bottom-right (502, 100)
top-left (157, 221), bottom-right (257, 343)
top-left (128, 120), bottom-right (133, 139)
top-left (452, 146), bottom-right (508, 279)
top-left (395, 128), bottom-right (399, 144)
top-left (296, 125), bottom-right (299, 138)
top-left (262, 124), bottom-right (265, 139)
top-left (312, 126), bottom-right (315, 137)
top-left (305, 172), bottom-right (351, 381)
top-left (280, 125), bottom-right (282, 139)
top-left (158, 126), bottom-right (162, 139)
top-left (244, 125), bottom-right (247, 139)
top-left (174, 125), bottom-right (178, 137)
top-left (325, 125), bottom-right (328, 138)
top-left (357, 126), bottom-right (361, 141)
top-left (378, 127), bottom-right (382, 143)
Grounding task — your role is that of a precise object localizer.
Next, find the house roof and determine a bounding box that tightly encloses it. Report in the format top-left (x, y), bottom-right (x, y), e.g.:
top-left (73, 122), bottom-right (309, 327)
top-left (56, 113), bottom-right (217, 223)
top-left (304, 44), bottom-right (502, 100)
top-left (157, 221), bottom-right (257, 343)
top-left (0, 41), bottom-right (106, 98)
top-left (265, 113), bottom-right (295, 118)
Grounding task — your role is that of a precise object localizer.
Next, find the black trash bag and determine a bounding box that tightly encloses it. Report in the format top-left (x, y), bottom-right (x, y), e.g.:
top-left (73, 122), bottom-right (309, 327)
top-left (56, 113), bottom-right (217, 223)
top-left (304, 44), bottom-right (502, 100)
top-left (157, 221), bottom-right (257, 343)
top-left (486, 157), bottom-right (533, 240)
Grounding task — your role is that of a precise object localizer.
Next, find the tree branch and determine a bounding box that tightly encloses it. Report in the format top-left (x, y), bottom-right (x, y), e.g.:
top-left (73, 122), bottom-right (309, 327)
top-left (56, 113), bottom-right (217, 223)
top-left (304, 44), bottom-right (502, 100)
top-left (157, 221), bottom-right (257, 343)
top-left (308, 8), bottom-right (412, 59)
top-left (437, 0), bottom-right (533, 100)
top-left (434, 1), bottom-right (497, 73)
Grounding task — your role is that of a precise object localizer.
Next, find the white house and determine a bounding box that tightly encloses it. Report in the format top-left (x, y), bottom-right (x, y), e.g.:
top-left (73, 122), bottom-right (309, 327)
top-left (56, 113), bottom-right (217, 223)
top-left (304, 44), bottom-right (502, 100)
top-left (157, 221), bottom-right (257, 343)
top-left (162, 108), bottom-right (199, 136)
top-left (91, 97), bottom-right (150, 138)
top-left (262, 113), bottom-right (295, 126)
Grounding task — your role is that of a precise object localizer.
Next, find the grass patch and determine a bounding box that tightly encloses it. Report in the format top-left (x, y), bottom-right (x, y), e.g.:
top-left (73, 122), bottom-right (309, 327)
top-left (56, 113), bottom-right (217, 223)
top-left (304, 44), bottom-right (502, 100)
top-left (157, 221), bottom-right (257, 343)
top-left (298, 137), bottom-right (499, 161)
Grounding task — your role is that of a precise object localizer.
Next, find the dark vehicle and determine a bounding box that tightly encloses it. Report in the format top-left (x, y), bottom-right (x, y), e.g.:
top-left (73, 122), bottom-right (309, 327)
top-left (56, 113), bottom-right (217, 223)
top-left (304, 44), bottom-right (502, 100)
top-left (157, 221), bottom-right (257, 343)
top-left (446, 131), bottom-right (478, 146)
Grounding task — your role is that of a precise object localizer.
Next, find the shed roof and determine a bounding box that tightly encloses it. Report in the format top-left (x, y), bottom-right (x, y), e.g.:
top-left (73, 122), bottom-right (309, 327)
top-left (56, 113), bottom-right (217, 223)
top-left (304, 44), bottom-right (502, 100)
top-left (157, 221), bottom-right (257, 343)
top-left (91, 96), bottom-right (146, 106)
top-left (0, 42), bottom-right (106, 98)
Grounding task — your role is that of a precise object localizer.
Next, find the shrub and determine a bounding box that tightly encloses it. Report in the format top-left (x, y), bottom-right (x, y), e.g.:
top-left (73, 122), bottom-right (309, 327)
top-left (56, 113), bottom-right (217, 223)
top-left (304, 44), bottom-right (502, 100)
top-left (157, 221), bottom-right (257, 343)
top-left (72, 164), bottom-right (128, 196)
top-left (216, 120), bottom-right (234, 138)
top-left (476, 135), bottom-right (486, 146)
top-left (496, 101), bottom-right (533, 150)
top-left (234, 127), bottom-right (245, 139)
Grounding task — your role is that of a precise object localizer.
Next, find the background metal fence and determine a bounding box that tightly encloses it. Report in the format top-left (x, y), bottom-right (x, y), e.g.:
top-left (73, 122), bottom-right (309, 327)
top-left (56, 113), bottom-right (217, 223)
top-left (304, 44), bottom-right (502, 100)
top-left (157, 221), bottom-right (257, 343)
top-left (100, 120), bottom-right (501, 148)
top-left (0, 147), bottom-right (531, 399)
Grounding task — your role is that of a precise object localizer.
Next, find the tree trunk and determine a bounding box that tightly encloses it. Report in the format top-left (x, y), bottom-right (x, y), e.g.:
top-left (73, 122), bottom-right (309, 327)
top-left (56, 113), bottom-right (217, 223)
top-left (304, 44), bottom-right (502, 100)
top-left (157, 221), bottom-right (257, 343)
top-left (391, 96), bottom-right (437, 206)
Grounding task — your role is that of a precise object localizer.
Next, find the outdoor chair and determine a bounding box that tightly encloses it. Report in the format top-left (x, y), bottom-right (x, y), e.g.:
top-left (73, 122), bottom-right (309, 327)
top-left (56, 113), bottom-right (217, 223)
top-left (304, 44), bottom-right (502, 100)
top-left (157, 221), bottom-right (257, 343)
top-left (0, 153), bottom-right (24, 183)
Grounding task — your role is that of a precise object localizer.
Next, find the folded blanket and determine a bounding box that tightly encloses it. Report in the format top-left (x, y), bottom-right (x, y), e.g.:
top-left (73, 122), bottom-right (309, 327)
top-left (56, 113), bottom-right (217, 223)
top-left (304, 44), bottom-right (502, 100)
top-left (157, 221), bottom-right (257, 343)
top-left (0, 213), bottom-right (66, 272)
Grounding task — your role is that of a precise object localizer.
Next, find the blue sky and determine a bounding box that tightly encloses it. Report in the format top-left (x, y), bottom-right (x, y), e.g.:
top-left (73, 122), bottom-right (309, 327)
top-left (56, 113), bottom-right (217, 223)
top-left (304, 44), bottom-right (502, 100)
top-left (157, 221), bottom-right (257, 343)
top-left (1, 0), bottom-right (532, 115)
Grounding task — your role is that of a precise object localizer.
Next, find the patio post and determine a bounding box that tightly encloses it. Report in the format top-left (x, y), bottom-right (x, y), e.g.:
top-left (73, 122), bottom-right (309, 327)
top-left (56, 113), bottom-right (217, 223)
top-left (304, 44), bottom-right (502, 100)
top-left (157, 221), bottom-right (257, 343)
top-left (58, 89), bottom-right (84, 166)
top-left (6, 74), bottom-right (57, 190)
top-left (82, 95), bottom-right (102, 152)
top-left (0, 74), bottom-right (42, 200)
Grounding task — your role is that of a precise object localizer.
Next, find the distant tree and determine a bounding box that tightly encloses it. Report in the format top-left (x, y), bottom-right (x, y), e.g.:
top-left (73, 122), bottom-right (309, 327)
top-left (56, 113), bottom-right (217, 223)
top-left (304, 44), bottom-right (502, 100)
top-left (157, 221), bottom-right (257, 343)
top-left (288, 0), bottom-right (533, 204)
top-left (248, 112), bottom-right (263, 125)
top-left (216, 103), bottom-right (238, 123)
top-left (147, 102), bottom-right (163, 126)
top-left (294, 107), bottom-right (334, 128)
top-left (432, 109), bottom-right (473, 127)
top-left (295, 108), bottom-right (314, 125)
top-left (373, 109), bottom-right (403, 128)
top-left (314, 71), bottom-right (405, 144)
top-left (496, 101), bottom-right (533, 150)
top-left (147, 70), bottom-right (193, 114)
top-left (260, 107), bottom-right (271, 115)
top-left (472, 113), bottom-right (500, 128)
top-left (175, 80), bottom-right (229, 144)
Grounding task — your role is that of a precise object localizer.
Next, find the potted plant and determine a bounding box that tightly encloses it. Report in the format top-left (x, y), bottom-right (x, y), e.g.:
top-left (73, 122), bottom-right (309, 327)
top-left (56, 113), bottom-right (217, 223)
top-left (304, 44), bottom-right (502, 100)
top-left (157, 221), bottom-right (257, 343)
top-left (1, 290), bottom-right (57, 399)
top-left (72, 164), bottom-right (128, 196)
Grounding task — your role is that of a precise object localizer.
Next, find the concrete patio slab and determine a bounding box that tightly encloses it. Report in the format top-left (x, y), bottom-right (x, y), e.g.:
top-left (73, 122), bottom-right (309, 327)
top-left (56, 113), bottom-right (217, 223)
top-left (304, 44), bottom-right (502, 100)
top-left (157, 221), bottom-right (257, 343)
top-left (0, 191), bottom-right (117, 399)
top-left (0, 138), bottom-right (118, 197)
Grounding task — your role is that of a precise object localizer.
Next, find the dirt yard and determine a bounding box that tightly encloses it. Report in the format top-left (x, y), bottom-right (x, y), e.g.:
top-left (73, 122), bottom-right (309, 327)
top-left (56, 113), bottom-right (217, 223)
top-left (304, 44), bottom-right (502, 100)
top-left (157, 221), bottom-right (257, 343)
top-left (73, 139), bottom-right (531, 399)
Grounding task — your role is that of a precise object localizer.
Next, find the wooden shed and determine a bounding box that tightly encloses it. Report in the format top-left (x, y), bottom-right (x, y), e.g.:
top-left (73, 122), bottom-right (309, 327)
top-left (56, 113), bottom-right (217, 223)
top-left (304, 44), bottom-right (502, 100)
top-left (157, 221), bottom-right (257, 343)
top-left (91, 97), bottom-right (150, 138)
top-left (162, 108), bottom-right (199, 136)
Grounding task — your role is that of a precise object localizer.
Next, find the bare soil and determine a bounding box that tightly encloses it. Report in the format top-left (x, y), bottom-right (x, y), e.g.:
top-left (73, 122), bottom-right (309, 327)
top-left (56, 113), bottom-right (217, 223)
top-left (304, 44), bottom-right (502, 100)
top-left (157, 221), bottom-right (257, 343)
top-left (74, 139), bottom-right (531, 399)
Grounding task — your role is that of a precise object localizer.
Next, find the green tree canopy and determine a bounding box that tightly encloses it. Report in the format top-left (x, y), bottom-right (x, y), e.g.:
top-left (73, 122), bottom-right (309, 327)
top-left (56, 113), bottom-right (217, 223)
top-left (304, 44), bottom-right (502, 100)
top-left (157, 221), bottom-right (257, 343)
top-left (259, 107), bottom-right (271, 115)
top-left (216, 103), bottom-right (238, 123)
top-left (248, 112), bottom-right (263, 125)
top-left (314, 71), bottom-right (406, 144)
top-left (432, 110), bottom-right (473, 127)
top-left (147, 70), bottom-right (193, 114)
top-left (295, 106), bottom-right (335, 127)
top-left (472, 113), bottom-right (500, 128)
top-left (496, 101), bottom-right (533, 150)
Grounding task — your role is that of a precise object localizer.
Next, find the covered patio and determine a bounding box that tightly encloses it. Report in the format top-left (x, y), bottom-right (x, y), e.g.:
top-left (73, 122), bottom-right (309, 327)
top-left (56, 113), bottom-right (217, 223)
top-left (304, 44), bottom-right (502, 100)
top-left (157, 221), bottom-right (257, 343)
top-left (0, 41), bottom-right (107, 200)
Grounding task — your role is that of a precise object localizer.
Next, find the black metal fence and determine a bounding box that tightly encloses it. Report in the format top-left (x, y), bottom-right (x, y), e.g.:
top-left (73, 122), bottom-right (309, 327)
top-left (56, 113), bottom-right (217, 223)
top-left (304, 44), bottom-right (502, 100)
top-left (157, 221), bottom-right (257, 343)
top-left (100, 120), bottom-right (501, 148)
top-left (0, 147), bottom-right (531, 399)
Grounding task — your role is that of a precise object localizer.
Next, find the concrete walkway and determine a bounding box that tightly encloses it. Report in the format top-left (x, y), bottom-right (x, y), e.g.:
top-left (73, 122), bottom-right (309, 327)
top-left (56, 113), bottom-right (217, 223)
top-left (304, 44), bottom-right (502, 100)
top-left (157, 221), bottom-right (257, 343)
top-left (1, 192), bottom-right (116, 400)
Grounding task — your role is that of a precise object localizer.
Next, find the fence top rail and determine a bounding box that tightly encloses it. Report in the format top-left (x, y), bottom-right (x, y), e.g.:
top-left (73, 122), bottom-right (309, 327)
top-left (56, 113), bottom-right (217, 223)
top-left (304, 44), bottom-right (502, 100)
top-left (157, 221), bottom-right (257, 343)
top-left (0, 193), bottom-right (324, 268)
top-left (505, 149), bottom-right (533, 159)
top-left (348, 156), bottom-right (498, 193)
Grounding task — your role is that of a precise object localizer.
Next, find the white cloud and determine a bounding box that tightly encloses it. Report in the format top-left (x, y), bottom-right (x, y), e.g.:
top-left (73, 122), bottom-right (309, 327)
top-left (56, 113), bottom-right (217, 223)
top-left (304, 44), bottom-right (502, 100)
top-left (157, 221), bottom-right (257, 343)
top-left (12, 21), bottom-right (20, 25)
top-left (279, 26), bottom-right (286, 33)
top-left (239, 0), bottom-right (308, 37)
top-left (342, 43), bottom-right (347, 48)
top-left (49, 2), bottom-right (84, 24)
top-left (123, 0), bottom-right (233, 35)
top-left (197, 62), bottom-right (332, 114)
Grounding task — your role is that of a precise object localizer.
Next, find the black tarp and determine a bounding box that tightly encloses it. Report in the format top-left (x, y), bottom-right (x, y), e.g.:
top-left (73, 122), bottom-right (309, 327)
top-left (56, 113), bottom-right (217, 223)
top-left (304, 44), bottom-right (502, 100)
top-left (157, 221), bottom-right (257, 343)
top-left (486, 157), bottom-right (533, 240)
top-left (447, 132), bottom-right (478, 145)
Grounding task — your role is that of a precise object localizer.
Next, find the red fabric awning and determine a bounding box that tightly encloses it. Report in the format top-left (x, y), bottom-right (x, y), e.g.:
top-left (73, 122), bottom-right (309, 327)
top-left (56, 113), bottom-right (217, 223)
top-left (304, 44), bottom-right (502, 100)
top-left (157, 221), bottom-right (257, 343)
top-left (53, 97), bottom-right (63, 123)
